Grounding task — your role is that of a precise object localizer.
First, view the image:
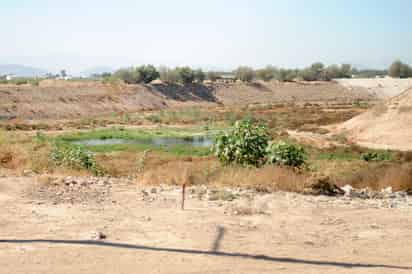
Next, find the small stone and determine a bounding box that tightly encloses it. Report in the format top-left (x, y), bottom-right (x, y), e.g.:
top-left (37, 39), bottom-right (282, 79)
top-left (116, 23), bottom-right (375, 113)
top-left (90, 231), bottom-right (106, 240)
top-left (150, 188), bottom-right (157, 194)
top-left (341, 185), bottom-right (354, 197)
top-left (23, 169), bottom-right (35, 177)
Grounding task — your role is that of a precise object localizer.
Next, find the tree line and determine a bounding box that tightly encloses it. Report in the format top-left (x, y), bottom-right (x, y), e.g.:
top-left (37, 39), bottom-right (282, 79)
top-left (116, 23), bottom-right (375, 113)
top-left (100, 60), bottom-right (411, 85)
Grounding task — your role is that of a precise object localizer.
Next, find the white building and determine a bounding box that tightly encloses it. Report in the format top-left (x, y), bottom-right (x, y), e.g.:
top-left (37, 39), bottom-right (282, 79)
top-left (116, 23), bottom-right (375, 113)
top-left (5, 74), bottom-right (16, 81)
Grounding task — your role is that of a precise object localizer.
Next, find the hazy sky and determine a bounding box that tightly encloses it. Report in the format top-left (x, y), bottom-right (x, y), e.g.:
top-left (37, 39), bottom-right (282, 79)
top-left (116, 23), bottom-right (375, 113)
top-left (1, 0), bottom-right (411, 74)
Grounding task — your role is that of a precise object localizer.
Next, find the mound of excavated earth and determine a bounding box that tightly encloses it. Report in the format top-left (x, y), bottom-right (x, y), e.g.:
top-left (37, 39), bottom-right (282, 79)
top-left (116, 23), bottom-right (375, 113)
top-left (337, 78), bottom-right (412, 98)
top-left (0, 80), bottom-right (375, 120)
top-left (339, 88), bottom-right (412, 151)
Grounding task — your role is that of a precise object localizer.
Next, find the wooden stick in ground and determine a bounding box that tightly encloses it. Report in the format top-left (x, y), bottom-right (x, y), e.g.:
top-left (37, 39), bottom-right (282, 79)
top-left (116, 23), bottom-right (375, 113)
top-left (181, 183), bottom-right (186, 210)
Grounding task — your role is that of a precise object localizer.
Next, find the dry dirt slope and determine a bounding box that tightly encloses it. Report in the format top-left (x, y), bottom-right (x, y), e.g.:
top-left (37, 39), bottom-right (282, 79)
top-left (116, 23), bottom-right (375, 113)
top-left (339, 88), bottom-right (412, 151)
top-left (0, 80), bottom-right (375, 120)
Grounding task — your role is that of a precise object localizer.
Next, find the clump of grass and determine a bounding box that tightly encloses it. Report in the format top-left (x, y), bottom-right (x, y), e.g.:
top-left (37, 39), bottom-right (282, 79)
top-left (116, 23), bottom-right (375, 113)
top-left (208, 189), bottom-right (237, 201)
top-left (208, 165), bottom-right (310, 193)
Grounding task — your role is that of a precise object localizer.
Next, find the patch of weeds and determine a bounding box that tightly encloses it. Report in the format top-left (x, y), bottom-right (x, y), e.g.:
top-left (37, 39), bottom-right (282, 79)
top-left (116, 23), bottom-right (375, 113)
top-left (146, 114), bottom-right (161, 124)
top-left (208, 189), bottom-right (237, 201)
top-left (353, 100), bottom-right (369, 109)
top-left (316, 149), bottom-right (359, 161)
top-left (33, 131), bottom-right (47, 144)
top-left (330, 133), bottom-right (349, 144)
top-left (361, 151), bottom-right (391, 162)
top-left (49, 142), bottom-right (103, 175)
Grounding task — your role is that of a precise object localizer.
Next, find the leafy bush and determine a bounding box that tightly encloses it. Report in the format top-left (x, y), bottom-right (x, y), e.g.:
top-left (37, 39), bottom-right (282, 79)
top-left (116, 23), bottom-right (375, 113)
top-left (266, 141), bottom-right (307, 167)
top-left (50, 143), bottom-right (102, 175)
top-left (361, 151), bottom-right (391, 162)
top-left (212, 120), bottom-right (269, 166)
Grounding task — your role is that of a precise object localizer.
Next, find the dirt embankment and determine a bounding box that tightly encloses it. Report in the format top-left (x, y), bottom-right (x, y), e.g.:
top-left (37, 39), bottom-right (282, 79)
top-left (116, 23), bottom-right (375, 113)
top-left (339, 88), bottom-right (412, 151)
top-left (337, 78), bottom-right (412, 98)
top-left (0, 80), bottom-right (375, 120)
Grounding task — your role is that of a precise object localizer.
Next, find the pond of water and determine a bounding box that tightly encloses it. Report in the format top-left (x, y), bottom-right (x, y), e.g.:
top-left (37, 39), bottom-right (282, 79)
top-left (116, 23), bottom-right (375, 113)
top-left (71, 136), bottom-right (214, 147)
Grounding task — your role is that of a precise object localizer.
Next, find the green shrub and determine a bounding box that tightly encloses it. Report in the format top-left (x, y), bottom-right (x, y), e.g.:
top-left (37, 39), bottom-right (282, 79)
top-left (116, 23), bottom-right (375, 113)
top-left (212, 120), bottom-right (269, 166)
top-left (360, 151), bottom-right (391, 162)
top-left (49, 143), bottom-right (102, 175)
top-left (266, 141), bottom-right (307, 167)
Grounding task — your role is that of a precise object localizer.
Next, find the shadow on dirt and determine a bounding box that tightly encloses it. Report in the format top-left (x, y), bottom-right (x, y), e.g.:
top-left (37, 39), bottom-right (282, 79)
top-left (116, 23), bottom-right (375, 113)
top-left (148, 83), bottom-right (218, 102)
top-left (1, 239), bottom-right (410, 270)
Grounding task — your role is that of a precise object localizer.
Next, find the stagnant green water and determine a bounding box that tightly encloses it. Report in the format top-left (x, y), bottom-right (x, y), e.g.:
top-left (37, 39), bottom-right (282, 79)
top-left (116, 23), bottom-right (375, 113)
top-left (71, 136), bottom-right (213, 148)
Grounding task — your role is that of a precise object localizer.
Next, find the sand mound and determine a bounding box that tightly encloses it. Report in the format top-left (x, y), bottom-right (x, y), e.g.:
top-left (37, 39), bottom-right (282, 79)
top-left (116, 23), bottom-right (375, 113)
top-left (340, 88), bottom-right (412, 151)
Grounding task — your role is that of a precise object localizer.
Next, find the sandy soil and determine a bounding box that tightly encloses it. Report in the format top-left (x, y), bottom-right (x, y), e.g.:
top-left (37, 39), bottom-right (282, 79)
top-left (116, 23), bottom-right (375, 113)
top-left (1, 176), bottom-right (411, 274)
top-left (338, 88), bottom-right (412, 151)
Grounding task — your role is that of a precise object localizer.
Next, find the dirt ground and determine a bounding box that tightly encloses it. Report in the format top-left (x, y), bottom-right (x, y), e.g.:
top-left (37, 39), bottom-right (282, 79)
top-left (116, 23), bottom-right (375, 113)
top-left (0, 80), bottom-right (376, 120)
top-left (337, 88), bottom-right (412, 151)
top-left (1, 176), bottom-right (411, 274)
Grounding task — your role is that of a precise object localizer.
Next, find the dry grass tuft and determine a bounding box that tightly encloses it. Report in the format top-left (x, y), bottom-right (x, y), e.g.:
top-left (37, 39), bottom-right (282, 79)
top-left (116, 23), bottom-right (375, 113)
top-left (341, 162), bottom-right (412, 191)
top-left (208, 165), bottom-right (309, 192)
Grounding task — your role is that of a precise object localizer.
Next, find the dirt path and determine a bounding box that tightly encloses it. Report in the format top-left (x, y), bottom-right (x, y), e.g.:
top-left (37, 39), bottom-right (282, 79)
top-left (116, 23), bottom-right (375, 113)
top-left (1, 177), bottom-right (411, 274)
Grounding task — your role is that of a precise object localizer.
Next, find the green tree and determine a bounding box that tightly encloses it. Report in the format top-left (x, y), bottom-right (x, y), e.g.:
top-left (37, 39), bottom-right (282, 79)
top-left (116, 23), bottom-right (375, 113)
top-left (400, 63), bottom-right (412, 78)
top-left (256, 65), bottom-right (278, 82)
top-left (389, 60), bottom-right (403, 78)
top-left (176, 67), bottom-right (195, 84)
top-left (206, 71), bottom-right (220, 82)
top-left (136, 65), bottom-right (159, 83)
top-left (114, 68), bottom-right (140, 84)
top-left (340, 64), bottom-right (353, 78)
top-left (158, 66), bottom-right (178, 83)
top-left (194, 69), bottom-right (206, 83)
top-left (234, 66), bottom-right (255, 82)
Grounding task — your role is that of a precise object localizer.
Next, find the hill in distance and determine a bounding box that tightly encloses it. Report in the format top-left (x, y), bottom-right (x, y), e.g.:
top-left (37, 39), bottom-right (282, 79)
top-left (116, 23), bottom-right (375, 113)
top-left (0, 64), bottom-right (48, 77)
